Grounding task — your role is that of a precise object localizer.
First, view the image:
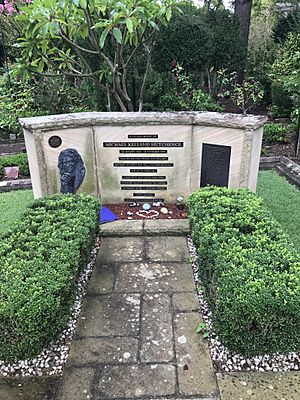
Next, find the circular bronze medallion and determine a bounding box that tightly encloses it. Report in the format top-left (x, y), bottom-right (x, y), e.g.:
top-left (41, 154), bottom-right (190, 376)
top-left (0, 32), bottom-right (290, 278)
top-left (48, 135), bottom-right (62, 148)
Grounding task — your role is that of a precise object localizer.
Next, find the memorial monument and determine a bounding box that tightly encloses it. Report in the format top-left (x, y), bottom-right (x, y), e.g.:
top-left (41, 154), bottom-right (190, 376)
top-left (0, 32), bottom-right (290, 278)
top-left (20, 112), bottom-right (267, 202)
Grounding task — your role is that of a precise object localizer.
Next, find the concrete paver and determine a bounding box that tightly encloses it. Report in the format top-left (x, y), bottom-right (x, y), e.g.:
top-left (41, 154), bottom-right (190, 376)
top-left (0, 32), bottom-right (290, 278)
top-left (115, 262), bottom-right (195, 293)
top-left (56, 367), bottom-right (94, 400)
top-left (146, 237), bottom-right (190, 262)
top-left (97, 237), bottom-right (144, 263)
top-left (217, 372), bottom-right (300, 400)
top-left (0, 377), bottom-right (58, 400)
top-left (98, 364), bottom-right (176, 399)
top-left (75, 294), bottom-right (140, 338)
top-left (174, 312), bottom-right (218, 397)
top-left (140, 293), bottom-right (173, 363)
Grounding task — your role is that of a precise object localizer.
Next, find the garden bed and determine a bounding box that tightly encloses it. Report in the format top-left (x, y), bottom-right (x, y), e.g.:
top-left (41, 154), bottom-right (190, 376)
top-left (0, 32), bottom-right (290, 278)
top-left (104, 203), bottom-right (188, 220)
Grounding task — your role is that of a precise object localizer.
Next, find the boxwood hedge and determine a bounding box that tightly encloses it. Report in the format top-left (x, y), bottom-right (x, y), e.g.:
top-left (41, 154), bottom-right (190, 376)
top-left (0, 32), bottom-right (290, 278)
top-left (0, 194), bottom-right (100, 362)
top-left (187, 186), bottom-right (300, 356)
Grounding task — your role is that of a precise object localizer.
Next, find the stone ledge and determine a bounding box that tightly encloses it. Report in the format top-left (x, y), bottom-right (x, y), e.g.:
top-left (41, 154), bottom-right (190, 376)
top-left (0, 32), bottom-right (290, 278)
top-left (260, 156), bottom-right (300, 189)
top-left (19, 111), bottom-right (267, 131)
top-left (100, 219), bottom-right (190, 237)
top-left (0, 178), bottom-right (32, 192)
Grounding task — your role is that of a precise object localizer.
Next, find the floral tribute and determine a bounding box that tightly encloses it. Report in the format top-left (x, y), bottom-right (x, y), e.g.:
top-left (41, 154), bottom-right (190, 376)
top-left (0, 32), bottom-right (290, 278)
top-left (0, 0), bottom-right (31, 14)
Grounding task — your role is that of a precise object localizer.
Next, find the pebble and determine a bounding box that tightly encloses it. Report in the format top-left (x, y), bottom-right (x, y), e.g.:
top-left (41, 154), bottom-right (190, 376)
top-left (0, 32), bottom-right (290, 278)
top-left (142, 203), bottom-right (151, 211)
top-left (128, 202), bottom-right (137, 207)
top-left (160, 207), bottom-right (169, 214)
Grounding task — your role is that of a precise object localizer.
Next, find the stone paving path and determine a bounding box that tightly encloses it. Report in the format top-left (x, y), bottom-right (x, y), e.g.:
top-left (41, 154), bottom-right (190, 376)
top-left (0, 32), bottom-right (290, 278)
top-left (56, 235), bottom-right (218, 400)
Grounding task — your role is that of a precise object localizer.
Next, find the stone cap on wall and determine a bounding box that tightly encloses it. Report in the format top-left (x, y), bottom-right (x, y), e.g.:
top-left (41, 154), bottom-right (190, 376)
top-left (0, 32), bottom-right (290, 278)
top-left (19, 111), bottom-right (267, 131)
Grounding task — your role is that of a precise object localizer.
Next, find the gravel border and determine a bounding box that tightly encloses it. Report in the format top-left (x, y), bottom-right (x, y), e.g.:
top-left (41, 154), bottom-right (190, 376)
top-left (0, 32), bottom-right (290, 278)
top-left (0, 238), bottom-right (101, 377)
top-left (187, 236), bottom-right (300, 373)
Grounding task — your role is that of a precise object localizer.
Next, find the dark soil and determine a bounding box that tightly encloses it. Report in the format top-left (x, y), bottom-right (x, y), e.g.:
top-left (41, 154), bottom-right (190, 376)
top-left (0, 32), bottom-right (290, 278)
top-left (262, 132), bottom-right (300, 164)
top-left (104, 203), bottom-right (188, 220)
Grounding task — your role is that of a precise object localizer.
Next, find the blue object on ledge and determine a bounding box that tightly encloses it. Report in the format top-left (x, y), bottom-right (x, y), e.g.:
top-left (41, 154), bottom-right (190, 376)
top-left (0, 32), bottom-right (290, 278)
top-left (100, 207), bottom-right (118, 224)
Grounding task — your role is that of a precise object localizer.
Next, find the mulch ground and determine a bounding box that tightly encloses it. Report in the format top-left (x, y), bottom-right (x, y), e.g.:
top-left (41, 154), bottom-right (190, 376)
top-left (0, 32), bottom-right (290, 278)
top-left (104, 203), bottom-right (188, 220)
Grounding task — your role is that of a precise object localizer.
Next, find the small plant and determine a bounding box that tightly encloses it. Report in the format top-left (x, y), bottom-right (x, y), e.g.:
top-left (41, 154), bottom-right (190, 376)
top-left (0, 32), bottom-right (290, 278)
top-left (263, 123), bottom-right (289, 144)
top-left (166, 62), bottom-right (223, 112)
top-left (196, 322), bottom-right (209, 338)
top-left (218, 69), bottom-right (264, 114)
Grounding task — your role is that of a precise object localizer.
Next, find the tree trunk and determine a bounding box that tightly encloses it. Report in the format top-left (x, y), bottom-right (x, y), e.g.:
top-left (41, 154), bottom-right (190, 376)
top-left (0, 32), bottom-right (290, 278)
top-left (234, 0), bottom-right (252, 82)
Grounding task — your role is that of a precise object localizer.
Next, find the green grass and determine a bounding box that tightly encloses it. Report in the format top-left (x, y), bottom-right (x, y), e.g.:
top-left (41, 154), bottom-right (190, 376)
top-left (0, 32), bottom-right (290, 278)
top-left (257, 171), bottom-right (300, 253)
top-left (0, 190), bottom-right (33, 236)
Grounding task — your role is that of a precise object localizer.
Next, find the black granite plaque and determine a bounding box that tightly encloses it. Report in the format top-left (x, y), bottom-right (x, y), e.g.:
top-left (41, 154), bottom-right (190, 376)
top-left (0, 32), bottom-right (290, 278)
top-left (119, 157), bottom-right (168, 161)
top-left (130, 169), bottom-right (158, 173)
top-left (200, 143), bottom-right (231, 188)
top-left (104, 142), bottom-right (183, 147)
top-left (121, 186), bottom-right (167, 190)
top-left (122, 175), bottom-right (166, 180)
top-left (48, 135), bottom-right (62, 148)
top-left (133, 193), bottom-right (155, 197)
top-left (124, 198), bottom-right (164, 202)
top-left (128, 134), bottom-right (158, 138)
top-left (121, 181), bottom-right (167, 185)
top-left (120, 150), bottom-right (167, 154)
top-left (114, 163), bottom-right (174, 167)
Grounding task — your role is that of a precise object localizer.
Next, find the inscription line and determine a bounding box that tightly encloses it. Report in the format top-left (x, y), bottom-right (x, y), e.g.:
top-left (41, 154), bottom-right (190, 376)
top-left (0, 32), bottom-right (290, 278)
top-left (114, 163), bottom-right (174, 167)
top-left (118, 157), bottom-right (168, 161)
top-left (122, 176), bottom-right (166, 180)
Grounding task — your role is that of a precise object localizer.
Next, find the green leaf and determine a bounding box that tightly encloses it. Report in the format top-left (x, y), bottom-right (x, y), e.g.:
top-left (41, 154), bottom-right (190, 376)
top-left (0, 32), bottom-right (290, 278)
top-left (166, 7), bottom-right (172, 22)
top-left (125, 18), bottom-right (133, 33)
top-left (196, 322), bottom-right (207, 334)
top-left (79, 0), bottom-right (87, 8)
top-left (99, 28), bottom-right (109, 48)
top-left (113, 27), bottom-right (122, 44)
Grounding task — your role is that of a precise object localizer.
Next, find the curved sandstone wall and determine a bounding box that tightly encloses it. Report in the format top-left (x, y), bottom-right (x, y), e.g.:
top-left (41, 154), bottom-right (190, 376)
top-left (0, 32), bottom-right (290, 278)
top-left (20, 112), bottom-right (267, 202)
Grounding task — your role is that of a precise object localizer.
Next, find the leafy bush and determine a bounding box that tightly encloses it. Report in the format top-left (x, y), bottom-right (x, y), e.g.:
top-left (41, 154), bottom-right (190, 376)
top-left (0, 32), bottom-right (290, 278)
top-left (269, 80), bottom-right (293, 118)
top-left (263, 123), bottom-right (289, 144)
top-left (187, 186), bottom-right (300, 356)
top-left (0, 194), bottom-right (100, 362)
top-left (0, 152), bottom-right (29, 176)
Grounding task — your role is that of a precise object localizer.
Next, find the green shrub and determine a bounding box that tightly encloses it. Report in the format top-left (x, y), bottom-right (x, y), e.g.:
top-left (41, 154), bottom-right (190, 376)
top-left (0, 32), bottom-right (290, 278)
top-left (190, 89), bottom-right (224, 112)
top-left (0, 153), bottom-right (29, 176)
top-left (187, 186), bottom-right (300, 356)
top-left (263, 123), bottom-right (289, 143)
top-left (0, 194), bottom-right (100, 362)
top-left (269, 80), bottom-right (293, 118)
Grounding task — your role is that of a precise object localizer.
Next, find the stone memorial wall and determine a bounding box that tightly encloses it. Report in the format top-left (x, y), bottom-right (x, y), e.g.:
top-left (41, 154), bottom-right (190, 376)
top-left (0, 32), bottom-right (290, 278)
top-left (20, 112), bottom-right (267, 202)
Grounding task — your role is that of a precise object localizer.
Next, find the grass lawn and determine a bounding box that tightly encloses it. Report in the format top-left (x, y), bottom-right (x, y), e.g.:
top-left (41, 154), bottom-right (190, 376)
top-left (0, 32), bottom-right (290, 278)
top-left (257, 171), bottom-right (300, 254)
top-left (0, 190), bottom-right (33, 236)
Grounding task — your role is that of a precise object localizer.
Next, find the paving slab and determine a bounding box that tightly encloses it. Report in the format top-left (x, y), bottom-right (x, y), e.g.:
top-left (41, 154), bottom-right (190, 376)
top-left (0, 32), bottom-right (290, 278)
top-left (56, 367), bottom-right (95, 400)
top-left (68, 337), bottom-right (139, 365)
top-left (172, 291), bottom-right (200, 312)
top-left (217, 372), bottom-right (300, 400)
top-left (0, 377), bottom-right (58, 400)
top-left (143, 219), bottom-right (190, 236)
top-left (97, 237), bottom-right (144, 264)
top-left (146, 236), bottom-right (190, 262)
top-left (174, 312), bottom-right (218, 397)
top-left (140, 293), bottom-right (173, 363)
top-left (87, 264), bottom-right (115, 295)
top-left (75, 294), bottom-right (140, 338)
top-left (98, 364), bottom-right (176, 399)
top-left (114, 262), bottom-right (195, 293)
top-left (100, 220), bottom-right (143, 237)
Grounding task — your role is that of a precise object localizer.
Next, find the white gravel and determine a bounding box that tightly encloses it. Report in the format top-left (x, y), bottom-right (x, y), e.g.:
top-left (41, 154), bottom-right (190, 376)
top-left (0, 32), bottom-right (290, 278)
top-left (0, 238), bottom-right (101, 377)
top-left (187, 235), bottom-right (300, 373)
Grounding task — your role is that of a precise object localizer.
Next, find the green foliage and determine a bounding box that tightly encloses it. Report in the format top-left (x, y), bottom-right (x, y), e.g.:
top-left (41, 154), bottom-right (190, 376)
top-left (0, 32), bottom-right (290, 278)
top-left (0, 190), bottom-right (33, 236)
top-left (270, 32), bottom-right (300, 108)
top-left (153, 7), bottom-right (245, 95)
top-left (0, 193), bottom-right (100, 362)
top-left (0, 152), bottom-right (29, 176)
top-left (269, 80), bottom-right (294, 118)
top-left (15, 0), bottom-right (182, 111)
top-left (218, 70), bottom-right (264, 114)
top-left (273, 10), bottom-right (300, 43)
top-left (263, 123), bottom-right (289, 143)
top-left (187, 186), bottom-right (300, 356)
top-left (0, 75), bottom-right (40, 139)
top-left (159, 63), bottom-right (223, 112)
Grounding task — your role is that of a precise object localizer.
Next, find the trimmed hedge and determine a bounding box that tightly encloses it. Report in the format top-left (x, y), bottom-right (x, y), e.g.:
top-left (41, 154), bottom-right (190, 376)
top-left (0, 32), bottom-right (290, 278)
top-left (187, 186), bottom-right (300, 356)
top-left (0, 153), bottom-right (29, 176)
top-left (0, 194), bottom-right (100, 362)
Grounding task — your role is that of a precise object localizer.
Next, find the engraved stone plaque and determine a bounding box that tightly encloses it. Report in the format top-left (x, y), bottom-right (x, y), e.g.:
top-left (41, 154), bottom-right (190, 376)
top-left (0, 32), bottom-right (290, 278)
top-left (200, 143), bottom-right (231, 188)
